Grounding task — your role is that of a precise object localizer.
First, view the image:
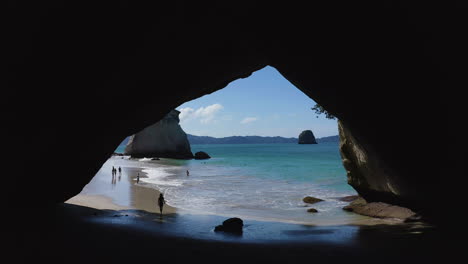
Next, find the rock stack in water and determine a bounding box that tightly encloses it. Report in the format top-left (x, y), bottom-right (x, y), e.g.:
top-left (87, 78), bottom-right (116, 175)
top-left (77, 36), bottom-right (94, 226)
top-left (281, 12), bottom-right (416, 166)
top-left (194, 151), bottom-right (211, 160)
top-left (298, 130), bottom-right (317, 144)
top-left (124, 110), bottom-right (194, 159)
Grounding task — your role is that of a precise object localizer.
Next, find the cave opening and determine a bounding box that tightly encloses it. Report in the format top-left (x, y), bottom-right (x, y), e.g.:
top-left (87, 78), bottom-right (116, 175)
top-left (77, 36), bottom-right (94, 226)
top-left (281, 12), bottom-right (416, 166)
top-left (67, 66), bottom-right (392, 229)
top-left (6, 3), bottom-right (446, 262)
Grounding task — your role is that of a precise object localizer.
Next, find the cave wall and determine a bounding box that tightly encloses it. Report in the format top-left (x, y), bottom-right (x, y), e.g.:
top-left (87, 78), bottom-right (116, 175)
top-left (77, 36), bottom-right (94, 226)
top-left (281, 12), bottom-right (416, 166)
top-left (338, 121), bottom-right (405, 205)
top-left (4, 1), bottom-right (446, 222)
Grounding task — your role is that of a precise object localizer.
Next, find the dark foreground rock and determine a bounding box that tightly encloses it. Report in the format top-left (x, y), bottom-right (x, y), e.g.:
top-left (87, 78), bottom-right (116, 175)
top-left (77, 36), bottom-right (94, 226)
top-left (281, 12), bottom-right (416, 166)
top-left (343, 197), bottom-right (416, 220)
top-left (194, 151), bottom-right (211, 160)
top-left (303, 196), bottom-right (324, 204)
top-left (214, 217), bottom-right (243, 235)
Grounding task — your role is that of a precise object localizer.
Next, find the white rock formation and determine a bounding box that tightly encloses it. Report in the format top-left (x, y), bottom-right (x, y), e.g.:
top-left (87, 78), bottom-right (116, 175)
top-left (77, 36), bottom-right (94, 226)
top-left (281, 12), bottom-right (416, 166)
top-left (124, 110), bottom-right (193, 159)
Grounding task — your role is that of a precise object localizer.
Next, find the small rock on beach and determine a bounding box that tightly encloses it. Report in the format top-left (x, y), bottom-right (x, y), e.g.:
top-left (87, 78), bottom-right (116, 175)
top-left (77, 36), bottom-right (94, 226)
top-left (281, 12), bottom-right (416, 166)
top-left (214, 217), bottom-right (243, 235)
top-left (303, 196), bottom-right (324, 204)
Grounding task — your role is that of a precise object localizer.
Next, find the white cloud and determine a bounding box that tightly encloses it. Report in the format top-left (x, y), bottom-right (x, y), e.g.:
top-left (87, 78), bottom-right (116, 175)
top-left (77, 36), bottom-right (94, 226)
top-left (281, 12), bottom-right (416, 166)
top-left (240, 117), bottom-right (258, 124)
top-left (178, 103), bottom-right (224, 124)
top-left (179, 107), bottom-right (195, 121)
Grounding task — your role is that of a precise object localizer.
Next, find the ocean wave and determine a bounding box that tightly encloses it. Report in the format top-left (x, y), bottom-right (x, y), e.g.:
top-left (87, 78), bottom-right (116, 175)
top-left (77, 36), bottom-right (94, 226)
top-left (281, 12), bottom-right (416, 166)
top-left (140, 167), bottom-right (185, 187)
top-left (121, 143), bottom-right (358, 224)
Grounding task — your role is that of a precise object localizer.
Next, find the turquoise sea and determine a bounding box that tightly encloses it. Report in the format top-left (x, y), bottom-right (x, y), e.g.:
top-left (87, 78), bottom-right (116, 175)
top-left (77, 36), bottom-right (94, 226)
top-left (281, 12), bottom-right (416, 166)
top-left (113, 142), bottom-right (367, 225)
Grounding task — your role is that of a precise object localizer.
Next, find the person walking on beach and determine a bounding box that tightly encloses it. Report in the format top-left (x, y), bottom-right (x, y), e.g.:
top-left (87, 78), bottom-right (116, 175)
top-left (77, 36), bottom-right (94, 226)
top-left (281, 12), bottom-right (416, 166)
top-left (158, 193), bottom-right (166, 215)
top-left (111, 167), bottom-right (116, 185)
top-left (136, 173), bottom-right (140, 183)
top-left (118, 166), bottom-right (121, 174)
top-left (186, 170), bottom-right (189, 176)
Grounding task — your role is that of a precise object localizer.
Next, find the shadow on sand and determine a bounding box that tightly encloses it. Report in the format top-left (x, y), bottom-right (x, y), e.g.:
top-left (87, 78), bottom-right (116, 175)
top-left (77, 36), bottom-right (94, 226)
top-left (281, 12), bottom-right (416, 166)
top-left (11, 203), bottom-right (448, 264)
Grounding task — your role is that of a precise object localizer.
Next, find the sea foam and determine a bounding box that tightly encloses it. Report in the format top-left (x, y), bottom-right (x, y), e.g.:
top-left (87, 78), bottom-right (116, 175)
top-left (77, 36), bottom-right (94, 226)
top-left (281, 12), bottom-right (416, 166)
top-left (140, 167), bottom-right (184, 187)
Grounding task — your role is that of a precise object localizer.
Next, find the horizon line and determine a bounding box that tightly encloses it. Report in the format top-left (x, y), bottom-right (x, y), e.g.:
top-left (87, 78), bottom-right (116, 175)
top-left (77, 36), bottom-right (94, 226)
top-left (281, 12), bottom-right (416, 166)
top-left (186, 133), bottom-right (338, 139)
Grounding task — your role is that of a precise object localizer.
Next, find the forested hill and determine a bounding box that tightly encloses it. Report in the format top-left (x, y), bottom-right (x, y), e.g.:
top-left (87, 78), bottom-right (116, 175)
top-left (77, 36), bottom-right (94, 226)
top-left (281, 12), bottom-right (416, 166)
top-left (315, 135), bottom-right (339, 143)
top-left (187, 134), bottom-right (339, 144)
top-left (118, 134), bottom-right (339, 147)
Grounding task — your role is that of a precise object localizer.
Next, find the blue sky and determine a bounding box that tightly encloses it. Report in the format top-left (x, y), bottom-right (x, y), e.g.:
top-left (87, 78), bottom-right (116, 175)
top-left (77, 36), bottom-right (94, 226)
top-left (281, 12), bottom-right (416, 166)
top-left (176, 66), bottom-right (338, 138)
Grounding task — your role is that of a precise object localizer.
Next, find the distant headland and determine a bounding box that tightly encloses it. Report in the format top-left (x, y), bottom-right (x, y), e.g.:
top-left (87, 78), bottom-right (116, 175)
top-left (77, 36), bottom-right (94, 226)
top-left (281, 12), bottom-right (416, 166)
top-left (186, 134), bottom-right (339, 145)
top-left (118, 134), bottom-right (338, 149)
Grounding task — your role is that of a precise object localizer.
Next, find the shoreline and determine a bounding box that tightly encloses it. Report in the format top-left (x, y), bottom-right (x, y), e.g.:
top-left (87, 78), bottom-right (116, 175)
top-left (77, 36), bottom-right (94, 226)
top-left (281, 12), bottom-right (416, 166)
top-left (65, 157), bottom-right (407, 227)
top-left (66, 191), bottom-right (408, 227)
top-left (66, 162), bottom-right (177, 215)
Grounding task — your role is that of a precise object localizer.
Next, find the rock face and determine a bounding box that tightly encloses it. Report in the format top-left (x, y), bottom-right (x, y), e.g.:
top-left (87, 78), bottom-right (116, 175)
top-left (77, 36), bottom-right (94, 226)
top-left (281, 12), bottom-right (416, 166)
top-left (338, 120), bottom-right (404, 207)
top-left (298, 130), bottom-right (317, 144)
top-left (124, 110), bottom-right (193, 159)
top-left (4, 2), bottom-right (448, 224)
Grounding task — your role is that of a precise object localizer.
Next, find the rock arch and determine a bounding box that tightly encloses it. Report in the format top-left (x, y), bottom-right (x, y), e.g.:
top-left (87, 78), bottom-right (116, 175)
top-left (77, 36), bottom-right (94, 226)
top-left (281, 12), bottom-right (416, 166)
top-left (5, 1), bottom-right (446, 223)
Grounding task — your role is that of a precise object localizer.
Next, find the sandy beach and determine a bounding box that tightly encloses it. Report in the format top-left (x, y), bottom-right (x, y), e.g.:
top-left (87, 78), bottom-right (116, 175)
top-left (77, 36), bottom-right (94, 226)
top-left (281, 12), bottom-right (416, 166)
top-left (66, 158), bottom-right (177, 215)
top-left (66, 184), bottom-right (177, 214)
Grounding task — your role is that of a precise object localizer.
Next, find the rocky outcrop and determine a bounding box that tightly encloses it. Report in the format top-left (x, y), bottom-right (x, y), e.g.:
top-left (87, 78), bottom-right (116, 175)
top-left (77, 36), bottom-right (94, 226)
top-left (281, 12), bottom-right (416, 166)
top-left (194, 151), bottom-right (211, 160)
top-left (124, 110), bottom-right (194, 159)
top-left (298, 130), bottom-right (317, 144)
top-left (343, 197), bottom-right (416, 220)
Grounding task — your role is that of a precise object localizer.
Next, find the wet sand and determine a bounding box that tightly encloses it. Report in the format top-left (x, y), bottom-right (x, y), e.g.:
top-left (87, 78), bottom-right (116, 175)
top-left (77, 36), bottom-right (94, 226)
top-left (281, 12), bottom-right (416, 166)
top-left (66, 159), bottom-right (177, 215)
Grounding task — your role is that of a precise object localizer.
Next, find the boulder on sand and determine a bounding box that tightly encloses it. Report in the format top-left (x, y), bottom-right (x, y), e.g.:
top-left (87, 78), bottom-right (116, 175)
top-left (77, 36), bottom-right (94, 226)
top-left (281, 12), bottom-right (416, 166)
top-left (214, 217), bottom-right (243, 235)
top-left (303, 196), bottom-right (324, 204)
top-left (343, 197), bottom-right (416, 220)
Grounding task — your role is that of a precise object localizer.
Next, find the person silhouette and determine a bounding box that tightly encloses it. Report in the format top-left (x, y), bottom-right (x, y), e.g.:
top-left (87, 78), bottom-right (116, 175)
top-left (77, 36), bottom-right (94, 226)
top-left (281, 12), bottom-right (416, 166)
top-left (186, 170), bottom-right (189, 176)
top-left (118, 166), bottom-right (121, 174)
top-left (158, 193), bottom-right (166, 215)
top-left (136, 173), bottom-right (140, 183)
